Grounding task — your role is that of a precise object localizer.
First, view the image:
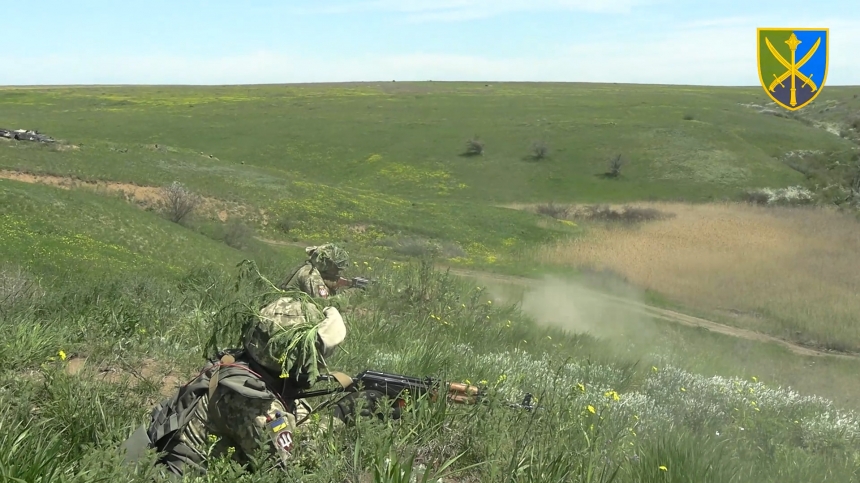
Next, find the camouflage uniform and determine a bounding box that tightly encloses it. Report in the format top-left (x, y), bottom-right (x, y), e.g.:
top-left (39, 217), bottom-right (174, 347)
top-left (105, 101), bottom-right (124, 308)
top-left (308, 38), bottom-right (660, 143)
top-left (280, 244), bottom-right (358, 300)
top-left (122, 296), bottom-right (347, 477)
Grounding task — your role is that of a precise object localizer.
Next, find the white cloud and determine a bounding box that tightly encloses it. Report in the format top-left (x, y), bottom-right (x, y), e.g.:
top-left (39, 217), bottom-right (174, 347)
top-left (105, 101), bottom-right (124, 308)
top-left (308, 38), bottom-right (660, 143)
top-left (1, 17), bottom-right (857, 86)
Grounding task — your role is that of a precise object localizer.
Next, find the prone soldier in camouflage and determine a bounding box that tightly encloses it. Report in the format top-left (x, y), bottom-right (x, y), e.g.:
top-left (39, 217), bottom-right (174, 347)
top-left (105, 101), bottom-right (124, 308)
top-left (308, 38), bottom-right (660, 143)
top-left (279, 244), bottom-right (364, 299)
top-left (121, 294), bottom-right (350, 477)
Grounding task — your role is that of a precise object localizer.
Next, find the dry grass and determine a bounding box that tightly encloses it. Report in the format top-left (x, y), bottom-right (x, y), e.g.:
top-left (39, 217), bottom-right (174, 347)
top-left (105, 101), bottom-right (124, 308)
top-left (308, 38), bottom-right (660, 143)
top-left (530, 202), bottom-right (860, 353)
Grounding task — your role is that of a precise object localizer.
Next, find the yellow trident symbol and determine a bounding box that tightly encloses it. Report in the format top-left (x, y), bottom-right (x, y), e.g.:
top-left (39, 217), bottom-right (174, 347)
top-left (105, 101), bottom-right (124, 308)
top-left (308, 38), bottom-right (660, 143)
top-left (765, 33), bottom-right (820, 106)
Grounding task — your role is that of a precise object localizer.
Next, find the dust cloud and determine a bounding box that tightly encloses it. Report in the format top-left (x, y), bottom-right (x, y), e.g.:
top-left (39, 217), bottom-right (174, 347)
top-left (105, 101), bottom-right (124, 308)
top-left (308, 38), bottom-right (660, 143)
top-left (517, 275), bottom-right (659, 343)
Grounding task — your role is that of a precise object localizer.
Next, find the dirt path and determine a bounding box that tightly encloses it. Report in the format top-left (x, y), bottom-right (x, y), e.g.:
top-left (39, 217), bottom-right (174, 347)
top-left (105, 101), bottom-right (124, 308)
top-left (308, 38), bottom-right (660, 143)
top-left (0, 169), bottom-right (264, 224)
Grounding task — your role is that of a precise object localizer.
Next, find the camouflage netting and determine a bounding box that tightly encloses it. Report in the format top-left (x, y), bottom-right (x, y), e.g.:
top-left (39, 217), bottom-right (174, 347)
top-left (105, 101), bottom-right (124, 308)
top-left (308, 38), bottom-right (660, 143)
top-left (306, 244), bottom-right (350, 273)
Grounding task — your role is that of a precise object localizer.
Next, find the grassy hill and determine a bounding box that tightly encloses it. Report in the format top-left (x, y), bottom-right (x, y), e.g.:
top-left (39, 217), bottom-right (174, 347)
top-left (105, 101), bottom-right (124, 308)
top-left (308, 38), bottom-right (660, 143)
top-left (2, 83), bottom-right (857, 205)
top-left (1, 82), bottom-right (860, 482)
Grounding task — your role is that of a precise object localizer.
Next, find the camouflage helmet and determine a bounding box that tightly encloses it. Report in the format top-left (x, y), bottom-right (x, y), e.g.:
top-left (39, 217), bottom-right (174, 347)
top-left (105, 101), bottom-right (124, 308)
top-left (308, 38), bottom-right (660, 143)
top-left (306, 244), bottom-right (350, 273)
top-left (243, 296), bottom-right (346, 378)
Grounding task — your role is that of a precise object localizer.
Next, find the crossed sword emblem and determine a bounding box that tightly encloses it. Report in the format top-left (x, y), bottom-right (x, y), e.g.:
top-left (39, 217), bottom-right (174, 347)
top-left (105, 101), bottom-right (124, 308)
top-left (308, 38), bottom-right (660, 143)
top-left (766, 33), bottom-right (820, 106)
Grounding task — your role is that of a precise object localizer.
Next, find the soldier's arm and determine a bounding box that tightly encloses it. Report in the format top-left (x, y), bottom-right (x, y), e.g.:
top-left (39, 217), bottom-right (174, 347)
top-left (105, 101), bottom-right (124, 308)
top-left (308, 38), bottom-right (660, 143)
top-left (211, 391), bottom-right (296, 471)
top-left (297, 270), bottom-right (331, 298)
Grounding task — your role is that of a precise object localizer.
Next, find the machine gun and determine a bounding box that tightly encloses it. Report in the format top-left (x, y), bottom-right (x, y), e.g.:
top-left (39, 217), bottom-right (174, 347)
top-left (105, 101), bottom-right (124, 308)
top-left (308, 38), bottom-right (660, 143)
top-left (292, 369), bottom-right (537, 425)
top-left (334, 276), bottom-right (375, 290)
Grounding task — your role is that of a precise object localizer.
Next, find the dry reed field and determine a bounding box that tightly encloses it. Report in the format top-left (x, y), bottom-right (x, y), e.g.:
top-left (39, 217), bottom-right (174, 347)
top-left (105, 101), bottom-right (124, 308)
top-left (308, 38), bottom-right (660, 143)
top-left (530, 202), bottom-right (860, 353)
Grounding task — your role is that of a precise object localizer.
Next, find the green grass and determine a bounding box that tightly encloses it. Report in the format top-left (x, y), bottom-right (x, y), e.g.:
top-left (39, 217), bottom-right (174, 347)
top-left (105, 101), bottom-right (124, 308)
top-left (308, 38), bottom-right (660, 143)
top-left (2, 83), bottom-right (855, 206)
top-left (2, 81), bottom-right (860, 481)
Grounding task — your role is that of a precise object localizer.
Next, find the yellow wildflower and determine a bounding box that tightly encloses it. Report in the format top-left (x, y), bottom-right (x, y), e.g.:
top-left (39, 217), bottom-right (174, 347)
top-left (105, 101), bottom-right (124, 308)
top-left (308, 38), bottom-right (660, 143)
top-left (58, 350), bottom-right (67, 361)
top-left (659, 465), bottom-right (668, 471)
top-left (587, 405), bottom-right (596, 414)
top-left (577, 383), bottom-right (586, 392)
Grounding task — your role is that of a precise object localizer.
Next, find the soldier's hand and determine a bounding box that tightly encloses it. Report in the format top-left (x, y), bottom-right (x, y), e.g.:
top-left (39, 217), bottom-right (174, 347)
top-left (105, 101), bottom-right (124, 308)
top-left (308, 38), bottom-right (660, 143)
top-left (335, 277), bottom-right (351, 288)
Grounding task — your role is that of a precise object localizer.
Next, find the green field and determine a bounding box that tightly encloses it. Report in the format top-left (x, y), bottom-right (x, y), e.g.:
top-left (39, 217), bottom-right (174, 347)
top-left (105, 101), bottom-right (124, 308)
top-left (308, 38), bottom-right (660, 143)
top-left (2, 82), bottom-right (860, 482)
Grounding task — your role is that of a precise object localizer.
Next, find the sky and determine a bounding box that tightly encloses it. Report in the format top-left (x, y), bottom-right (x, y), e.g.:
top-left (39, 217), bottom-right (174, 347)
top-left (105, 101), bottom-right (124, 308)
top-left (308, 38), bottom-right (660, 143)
top-left (1, 0), bottom-right (858, 86)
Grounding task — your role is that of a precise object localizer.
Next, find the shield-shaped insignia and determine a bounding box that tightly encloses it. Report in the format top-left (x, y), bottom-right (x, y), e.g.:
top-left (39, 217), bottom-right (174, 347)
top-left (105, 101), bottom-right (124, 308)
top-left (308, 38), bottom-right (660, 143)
top-left (757, 28), bottom-right (829, 111)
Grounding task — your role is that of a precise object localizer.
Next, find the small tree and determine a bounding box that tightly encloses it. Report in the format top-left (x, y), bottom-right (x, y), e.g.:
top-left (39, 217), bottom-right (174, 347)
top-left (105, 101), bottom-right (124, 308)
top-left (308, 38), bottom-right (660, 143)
top-left (531, 140), bottom-right (549, 160)
top-left (607, 154), bottom-right (625, 178)
top-left (160, 181), bottom-right (201, 224)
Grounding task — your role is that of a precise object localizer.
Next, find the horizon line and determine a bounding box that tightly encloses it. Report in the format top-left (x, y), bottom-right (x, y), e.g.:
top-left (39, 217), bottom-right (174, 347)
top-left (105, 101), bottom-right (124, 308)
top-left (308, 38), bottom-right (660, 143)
top-left (2, 81), bottom-right (857, 88)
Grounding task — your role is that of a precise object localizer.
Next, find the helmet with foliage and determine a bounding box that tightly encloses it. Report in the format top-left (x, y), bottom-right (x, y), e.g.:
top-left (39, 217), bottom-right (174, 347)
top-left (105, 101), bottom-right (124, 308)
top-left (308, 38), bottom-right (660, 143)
top-left (306, 244), bottom-right (350, 274)
top-left (243, 295), bottom-right (346, 386)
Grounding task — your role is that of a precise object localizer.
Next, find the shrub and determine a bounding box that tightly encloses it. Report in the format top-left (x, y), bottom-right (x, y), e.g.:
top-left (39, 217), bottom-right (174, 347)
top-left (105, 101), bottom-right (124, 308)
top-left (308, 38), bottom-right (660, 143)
top-left (531, 140), bottom-right (549, 160)
top-left (536, 202), bottom-right (570, 219)
top-left (464, 136), bottom-right (484, 156)
top-left (606, 155), bottom-right (625, 178)
top-left (275, 214), bottom-right (292, 234)
top-left (159, 181), bottom-right (201, 224)
top-left (222, 219), bottom-right (254, 250)
top-left (742, 186), bottom-right (816, 206)
top-left (742, 189), bottom-right (772, 205)
top-left (572, 204), bottom-right (672, 224)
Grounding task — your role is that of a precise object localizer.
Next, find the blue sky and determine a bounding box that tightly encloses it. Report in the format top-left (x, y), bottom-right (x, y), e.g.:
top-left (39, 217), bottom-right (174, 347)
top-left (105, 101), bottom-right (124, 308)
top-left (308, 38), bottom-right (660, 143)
top-left (1, 0), bottom-right (858, 85)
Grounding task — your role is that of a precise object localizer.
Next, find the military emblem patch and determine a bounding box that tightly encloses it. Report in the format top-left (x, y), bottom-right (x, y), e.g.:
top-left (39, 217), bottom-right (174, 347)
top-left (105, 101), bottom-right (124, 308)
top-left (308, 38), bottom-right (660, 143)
top-left (276, 430), bottom-right (293, 452)
top-left (266, 416), bottom-right (294, 453)
top-left (757, 27), bottom-right (829, 111)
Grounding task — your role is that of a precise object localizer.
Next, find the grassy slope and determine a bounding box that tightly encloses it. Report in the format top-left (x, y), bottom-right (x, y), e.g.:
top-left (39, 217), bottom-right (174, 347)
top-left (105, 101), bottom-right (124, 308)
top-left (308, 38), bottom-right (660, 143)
top-left (1, 83), bottom-right (860, 481)
top-left (2, 83), bottom-right (855, 206)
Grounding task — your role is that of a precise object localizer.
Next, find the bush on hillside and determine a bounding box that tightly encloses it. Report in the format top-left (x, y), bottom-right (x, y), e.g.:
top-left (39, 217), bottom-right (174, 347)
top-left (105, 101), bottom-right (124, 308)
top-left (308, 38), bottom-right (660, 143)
top-left (606, 154), bottom-right (625, 178)
top-left (742, 186), bottom-right (816, 206)
top-left (573, 204), bottom-right (673, 224)
top-left (530, 140), bottom-right (549, 160)
top-left (535, 203), bottom-right (672, 224)
top-left (275, 214), bottom-right (292, 234)
top-left (159, 181), bottom-right (202, 224)
top-left (222, 219), bottom-right (254, 250)
top-left (536, 202), bottom-right (571, 219)
top-left (464, 136), bottom-right (484, 156)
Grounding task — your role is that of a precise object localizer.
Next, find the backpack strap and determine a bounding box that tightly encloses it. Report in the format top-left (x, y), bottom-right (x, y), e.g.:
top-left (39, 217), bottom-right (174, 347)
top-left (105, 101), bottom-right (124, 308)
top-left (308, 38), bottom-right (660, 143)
top-left (208, 353), bottom-right (235, 400)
